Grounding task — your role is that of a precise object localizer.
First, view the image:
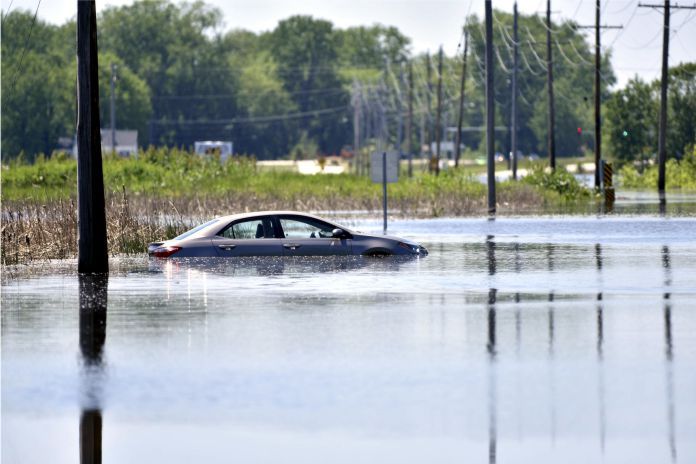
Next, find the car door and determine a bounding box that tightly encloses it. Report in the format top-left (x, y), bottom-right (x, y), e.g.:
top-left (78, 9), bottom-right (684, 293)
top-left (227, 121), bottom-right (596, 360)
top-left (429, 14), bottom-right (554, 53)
top-left (212, 216), bottom-right (283, 257)
top-left (277, 215), bottom-right (351, 256)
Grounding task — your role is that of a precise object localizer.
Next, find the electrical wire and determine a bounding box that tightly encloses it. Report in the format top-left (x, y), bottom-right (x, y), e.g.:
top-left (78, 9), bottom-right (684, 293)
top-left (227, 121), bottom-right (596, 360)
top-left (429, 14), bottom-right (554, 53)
top-left (1, 0), bottom-right (14, 26)
top-left (520, 46), bottom-right (545, 76)
top-left (152, 104), bottom-right (348, 125)
top-left (555, 36), bottom-right (591, 68)
top-left (495, 45), bottom-right (512, 74)
top-left (8, 0), bottom-right (42, 96)
top-left (568, 39), bottom-right (594, 65)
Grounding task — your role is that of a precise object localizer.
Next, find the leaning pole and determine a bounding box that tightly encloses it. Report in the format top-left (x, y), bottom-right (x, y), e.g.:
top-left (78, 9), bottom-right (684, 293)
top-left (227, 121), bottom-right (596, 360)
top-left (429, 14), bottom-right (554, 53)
top-left (76, 0), bottom-right (108, 273)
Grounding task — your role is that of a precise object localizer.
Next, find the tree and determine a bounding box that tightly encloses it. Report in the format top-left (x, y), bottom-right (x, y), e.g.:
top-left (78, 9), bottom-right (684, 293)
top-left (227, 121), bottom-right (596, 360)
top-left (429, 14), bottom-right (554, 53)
top-left (1, 11), bottom-right (74, 160)
top-left (268, 16), bottom-right (350, 154)
top-left (604, 77), bottom-right (657, 164)
top-left (98, 53), bottom-right (152, 145)
top-left (666, 62), bottom-right (696, 159)
top-left (234, 53), bottom-right (297, 158)
top-left (99, 0), bottom-right (239, 147)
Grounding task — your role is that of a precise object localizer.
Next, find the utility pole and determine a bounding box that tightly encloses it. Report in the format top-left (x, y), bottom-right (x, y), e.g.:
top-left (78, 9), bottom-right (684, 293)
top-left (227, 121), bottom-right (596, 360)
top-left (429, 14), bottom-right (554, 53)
top-left (110, 63), bottom-right (116, 154)
top-left (639, 2), bottom-right (696, 196)
top-left (435, 46), bottom-right (444, 176)
top-left (426, 52), bottom-right (433, 171)
top-left (511, 3), bottom-right (519, 180)
top-left (397, 65), bottom-right (404, 157)
top-left (455, 29), bottom-right (469, 168)
top-left (76, 0), bottom-right (108, 273)
top-left (352, 80), bottom-right (361, 175)
top-left (594, 2), bottom-right (602, 190)
top-left (485, 0), bottom-right (496, 214)
top-left (578, 3), bottom-right (622, 189)
top-left (546, 0), bottom-right (556, 170)
top-left (407, 61), bottom-right (414, 177)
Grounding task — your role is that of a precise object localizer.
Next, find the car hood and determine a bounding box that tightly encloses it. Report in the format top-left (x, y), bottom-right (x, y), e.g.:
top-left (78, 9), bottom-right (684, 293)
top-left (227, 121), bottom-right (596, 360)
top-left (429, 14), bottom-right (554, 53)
top-left (355, 232), bottom-right (421, 246)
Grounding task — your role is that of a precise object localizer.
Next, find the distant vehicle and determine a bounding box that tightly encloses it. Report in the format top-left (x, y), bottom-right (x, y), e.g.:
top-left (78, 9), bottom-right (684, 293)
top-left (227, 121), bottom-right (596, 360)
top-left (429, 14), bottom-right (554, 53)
top-left (528, 153), bottom-right (540, 161)
top-left (194, 141), bottom-right (233, 161)
top-left (148, 211), bottom-right (428, 258)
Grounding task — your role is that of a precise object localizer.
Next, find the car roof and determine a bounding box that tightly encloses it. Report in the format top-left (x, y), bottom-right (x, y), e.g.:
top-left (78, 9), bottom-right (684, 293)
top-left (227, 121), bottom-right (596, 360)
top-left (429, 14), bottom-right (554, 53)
top-left (214, 210), bottom-right (338, 224)
top-left (203, 211), bottom-right (355, 235)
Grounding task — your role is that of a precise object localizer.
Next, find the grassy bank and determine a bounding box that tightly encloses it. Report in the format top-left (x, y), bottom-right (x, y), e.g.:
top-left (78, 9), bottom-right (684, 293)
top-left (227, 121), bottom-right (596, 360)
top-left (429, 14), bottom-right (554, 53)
top-left (619, 146), bottom-right (696, 190)
top-left (1, 148), bottom-right (595, 264)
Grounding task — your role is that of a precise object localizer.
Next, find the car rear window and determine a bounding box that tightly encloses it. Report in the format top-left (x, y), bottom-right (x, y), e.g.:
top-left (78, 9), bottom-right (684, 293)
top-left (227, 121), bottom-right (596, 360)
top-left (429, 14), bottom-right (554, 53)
top-left (173, 219), bottom-right (220, 241)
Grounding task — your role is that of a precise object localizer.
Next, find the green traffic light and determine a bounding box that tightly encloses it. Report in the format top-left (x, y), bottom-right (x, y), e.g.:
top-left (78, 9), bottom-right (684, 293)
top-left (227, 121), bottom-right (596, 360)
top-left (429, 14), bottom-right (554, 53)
top-left (622, 130), bottom-right (629, 137)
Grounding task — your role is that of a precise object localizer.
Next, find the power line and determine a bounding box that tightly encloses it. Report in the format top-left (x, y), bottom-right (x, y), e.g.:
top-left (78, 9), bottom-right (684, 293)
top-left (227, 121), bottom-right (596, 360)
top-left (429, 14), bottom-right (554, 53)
top-left (1, 0), bottom-right (15, 26)
top-left (151, 104), bottom-right (348, 125)
top-left (9, 0), bottom-right (42, 96)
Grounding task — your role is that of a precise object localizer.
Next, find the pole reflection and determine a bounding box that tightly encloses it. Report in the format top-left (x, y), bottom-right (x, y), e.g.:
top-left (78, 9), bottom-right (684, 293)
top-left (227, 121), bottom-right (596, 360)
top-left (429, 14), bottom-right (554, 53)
top-left (662, 246), bottom-right (676, 462)
top-left (485, 235), bottom-right (497, 464)
top-left (487, 287), bottom-right (497, 464)
top-left (79, 273), bottom-right (108, 464)
top-left (595, 243), bottom-right (606, 454)
top-left (659, 192), bottom-right (667, 217)
top-left (547, 244), bottom-right (556, 446)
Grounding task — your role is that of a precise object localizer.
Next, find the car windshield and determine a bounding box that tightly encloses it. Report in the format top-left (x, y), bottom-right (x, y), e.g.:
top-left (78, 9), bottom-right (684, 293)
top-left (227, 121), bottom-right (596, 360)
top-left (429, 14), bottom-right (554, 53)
top-left (173, 219), bottom-right (220, 241)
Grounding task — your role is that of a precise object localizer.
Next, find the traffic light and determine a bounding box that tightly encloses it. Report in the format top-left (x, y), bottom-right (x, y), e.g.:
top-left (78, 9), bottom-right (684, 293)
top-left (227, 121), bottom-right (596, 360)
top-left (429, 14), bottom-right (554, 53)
top-left (577, 127), bottom-right (582, 135)
top-left (622, 130), bottom-right (629, 137)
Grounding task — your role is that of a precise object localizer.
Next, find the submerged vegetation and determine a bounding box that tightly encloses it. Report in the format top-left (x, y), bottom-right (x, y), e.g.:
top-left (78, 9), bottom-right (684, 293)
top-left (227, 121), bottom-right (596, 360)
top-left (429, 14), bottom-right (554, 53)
top-left (1, 148), bottom-right (597, 264)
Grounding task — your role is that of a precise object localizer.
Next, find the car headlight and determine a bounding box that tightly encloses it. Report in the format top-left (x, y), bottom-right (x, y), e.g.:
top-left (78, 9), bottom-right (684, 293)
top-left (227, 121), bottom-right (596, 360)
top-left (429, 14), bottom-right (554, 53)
top-left (398, 242), bottom-right (422, 254)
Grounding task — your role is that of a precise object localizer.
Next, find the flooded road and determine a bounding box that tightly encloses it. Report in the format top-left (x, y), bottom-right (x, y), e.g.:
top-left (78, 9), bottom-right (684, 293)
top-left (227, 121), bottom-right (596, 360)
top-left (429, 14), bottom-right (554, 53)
top-left (3, 216), bottom-right (696, 463)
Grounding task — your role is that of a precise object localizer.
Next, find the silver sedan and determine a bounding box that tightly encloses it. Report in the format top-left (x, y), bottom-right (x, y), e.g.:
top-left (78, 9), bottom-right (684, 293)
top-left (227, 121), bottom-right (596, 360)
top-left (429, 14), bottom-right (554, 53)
top-left (148, 211), bottom-right (428, 258)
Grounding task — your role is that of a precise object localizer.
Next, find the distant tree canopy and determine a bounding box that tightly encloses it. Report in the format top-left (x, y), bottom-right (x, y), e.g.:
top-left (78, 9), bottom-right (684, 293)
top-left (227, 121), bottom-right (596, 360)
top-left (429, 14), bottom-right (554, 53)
top-left (605, 63), bottom-right (696, 165)
top-left (1, 2), bottom-right (694, 164)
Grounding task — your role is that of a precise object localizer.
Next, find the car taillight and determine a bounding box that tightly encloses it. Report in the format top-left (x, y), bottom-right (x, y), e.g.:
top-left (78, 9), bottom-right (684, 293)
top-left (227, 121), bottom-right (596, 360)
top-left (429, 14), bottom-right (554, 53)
top-left (151, 245), bottom-right (181, 258)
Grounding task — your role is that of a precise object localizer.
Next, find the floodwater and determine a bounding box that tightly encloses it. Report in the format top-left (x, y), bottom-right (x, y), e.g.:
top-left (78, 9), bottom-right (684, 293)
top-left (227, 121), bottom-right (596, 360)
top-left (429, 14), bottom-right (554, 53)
top-left (2, 216), bottom-right (696, 463)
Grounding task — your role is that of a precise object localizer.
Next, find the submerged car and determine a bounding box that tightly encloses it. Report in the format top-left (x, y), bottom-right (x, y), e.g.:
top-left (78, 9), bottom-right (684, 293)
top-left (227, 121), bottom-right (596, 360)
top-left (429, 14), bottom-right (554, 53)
top-left (148, 211), bottom-right (428, 258)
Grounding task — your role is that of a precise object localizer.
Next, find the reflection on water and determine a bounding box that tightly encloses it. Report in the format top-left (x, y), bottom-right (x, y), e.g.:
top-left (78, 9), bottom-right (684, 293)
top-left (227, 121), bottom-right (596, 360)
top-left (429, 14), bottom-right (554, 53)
top-left (2, 216), bottom-right (696, 463)
top-left (79, 274), bottom-right (108, 464)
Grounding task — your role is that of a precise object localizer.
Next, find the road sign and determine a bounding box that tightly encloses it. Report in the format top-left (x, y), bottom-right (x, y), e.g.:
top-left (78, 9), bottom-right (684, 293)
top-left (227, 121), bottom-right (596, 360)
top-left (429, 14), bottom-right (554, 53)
top-left (370, 151), bottom-right (399, 183)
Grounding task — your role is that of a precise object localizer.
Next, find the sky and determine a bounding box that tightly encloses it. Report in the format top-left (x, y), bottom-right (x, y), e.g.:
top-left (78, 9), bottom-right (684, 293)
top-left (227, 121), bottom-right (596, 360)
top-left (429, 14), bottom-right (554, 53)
top-left (3, 0), bottom-right (695, 88)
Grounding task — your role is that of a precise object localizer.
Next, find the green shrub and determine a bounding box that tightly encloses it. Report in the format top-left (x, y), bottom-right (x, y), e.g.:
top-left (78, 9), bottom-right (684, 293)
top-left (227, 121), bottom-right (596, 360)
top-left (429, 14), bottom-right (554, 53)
top-left (520, 164), bottom-right (591, 200)
top-left (619, 145), bottom-right (696, 190)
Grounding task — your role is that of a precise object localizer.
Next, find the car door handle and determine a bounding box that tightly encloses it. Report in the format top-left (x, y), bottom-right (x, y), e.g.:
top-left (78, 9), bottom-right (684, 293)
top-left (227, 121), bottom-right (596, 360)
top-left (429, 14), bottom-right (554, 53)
top-left (218, 244), bottom-right (237, 251)
top-left (283, 243), bottom-right (301, 250)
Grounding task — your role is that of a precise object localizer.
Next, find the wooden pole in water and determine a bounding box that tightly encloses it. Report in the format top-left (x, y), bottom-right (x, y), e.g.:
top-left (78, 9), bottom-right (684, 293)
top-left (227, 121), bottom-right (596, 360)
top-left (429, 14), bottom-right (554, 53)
top-left (77, 0), bottom-right (108, 273)
top-left (407, 61), bottom-right (414, 178)
top-left (657, 0), bottom-right (670, 196)
top-left (546, 0), bottom-right (556, 171)
top-left (485, 0), bottom-right (496, 214)
top-left (435, 46), bottom-right (443, 176)
top-left (511, 3), bottom-right (518, 180)
top-left (455, 29), bottom-right (469, 168)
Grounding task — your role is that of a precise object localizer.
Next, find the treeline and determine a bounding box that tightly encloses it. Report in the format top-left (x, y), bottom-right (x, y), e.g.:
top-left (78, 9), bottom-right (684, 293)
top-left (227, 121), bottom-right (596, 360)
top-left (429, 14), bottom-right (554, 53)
top-left (1, 0), bottom-right (693, 164)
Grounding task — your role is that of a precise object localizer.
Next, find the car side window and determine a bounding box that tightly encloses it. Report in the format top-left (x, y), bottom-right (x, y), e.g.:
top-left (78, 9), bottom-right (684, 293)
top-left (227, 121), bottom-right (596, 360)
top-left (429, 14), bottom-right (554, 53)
top-left (219, 218), bottom-right (274, 239)
top-left (279, 217), bottom-right (334, 239)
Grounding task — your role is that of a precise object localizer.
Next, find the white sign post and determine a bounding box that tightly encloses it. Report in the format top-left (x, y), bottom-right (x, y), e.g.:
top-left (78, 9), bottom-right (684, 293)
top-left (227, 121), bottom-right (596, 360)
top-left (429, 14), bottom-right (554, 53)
top-left (370, 151), bottom-right (399, 234)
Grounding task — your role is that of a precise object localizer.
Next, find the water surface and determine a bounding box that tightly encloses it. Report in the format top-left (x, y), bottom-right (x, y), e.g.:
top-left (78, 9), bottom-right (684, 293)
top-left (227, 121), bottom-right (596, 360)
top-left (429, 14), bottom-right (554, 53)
top-left (3, 216), bottom-right (696, 463)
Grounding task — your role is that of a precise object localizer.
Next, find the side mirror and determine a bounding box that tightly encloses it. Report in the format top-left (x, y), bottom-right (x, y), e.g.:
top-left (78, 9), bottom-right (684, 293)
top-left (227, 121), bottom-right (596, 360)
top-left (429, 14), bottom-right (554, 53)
top-left (332, 228), bottom-right (346, 238)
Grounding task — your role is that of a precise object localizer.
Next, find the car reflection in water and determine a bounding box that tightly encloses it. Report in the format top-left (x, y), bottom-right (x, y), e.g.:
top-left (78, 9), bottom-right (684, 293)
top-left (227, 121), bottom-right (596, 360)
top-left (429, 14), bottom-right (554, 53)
top-left (147, 254), bottom-right (422, 278)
